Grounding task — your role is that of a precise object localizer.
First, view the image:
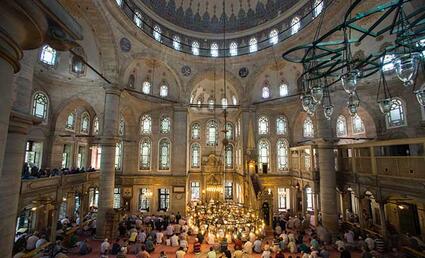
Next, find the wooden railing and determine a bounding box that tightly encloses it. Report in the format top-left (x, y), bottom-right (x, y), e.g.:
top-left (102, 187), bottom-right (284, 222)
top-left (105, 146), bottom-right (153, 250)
top-left (337, 138), bottom-right (425, 180)
top-left (21, 171), bottom-right (100, 195)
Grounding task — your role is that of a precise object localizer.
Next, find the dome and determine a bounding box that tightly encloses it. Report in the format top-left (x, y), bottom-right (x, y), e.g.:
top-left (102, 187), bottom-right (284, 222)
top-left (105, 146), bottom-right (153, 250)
top-left (139, 0), bottom-right (299, 33)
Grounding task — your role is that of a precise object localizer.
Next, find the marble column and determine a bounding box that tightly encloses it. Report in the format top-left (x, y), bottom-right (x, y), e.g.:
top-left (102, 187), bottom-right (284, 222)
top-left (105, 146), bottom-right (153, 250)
top-left (96, 86), bottom-right (121, 239)
top-left (315, 109), bottom-right (338, 232)
top-left (0, 59), bottom-right (14, 174)
top-left (0, 113), bottom-right (38, 255)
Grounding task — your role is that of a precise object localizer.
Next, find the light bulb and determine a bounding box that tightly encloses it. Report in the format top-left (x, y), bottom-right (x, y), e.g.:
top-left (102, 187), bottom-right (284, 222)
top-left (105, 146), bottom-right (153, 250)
top-left (394, 53), bottom-right (421, 87)
top-left (377, 98), bottom-right (393, 114)
top-left (323, 105), bottom-right (334, 120)
top-left (341, 70), bottom-right (360, 94)
top-left (311, 86), bottom-right (324, 103)
top-left (415, 89), bottom-right (425, 106)
top-left (301, 94), bottom-right (313, 111)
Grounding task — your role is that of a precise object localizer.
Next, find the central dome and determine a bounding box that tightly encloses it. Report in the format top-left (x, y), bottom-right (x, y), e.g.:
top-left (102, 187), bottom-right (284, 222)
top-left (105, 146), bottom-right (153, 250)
top-left (140, 0), bottom-right (299, 33)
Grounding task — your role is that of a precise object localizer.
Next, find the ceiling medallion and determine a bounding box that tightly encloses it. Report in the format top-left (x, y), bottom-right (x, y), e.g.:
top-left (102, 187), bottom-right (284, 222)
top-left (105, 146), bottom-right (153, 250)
top-left (120, 37), bottom-right (131, 52)
top-left (239, 67), bottom-right (249, 78)
top-left (181, 65), bottom-right (191, 77)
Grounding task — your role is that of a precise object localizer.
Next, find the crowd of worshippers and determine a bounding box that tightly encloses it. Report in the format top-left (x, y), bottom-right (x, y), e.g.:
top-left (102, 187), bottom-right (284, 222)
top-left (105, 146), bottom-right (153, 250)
top-left (12, 211), bottom-right (97, 258)
top-left (22, 162), bottom-right (97, 179)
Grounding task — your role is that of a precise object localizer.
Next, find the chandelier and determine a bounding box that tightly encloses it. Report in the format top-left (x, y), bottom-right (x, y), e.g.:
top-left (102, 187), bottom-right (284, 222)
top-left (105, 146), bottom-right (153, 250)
top-left (187, 200), bottom-right (265, 240)
top-left (282, 0), bottom-right (425, 118)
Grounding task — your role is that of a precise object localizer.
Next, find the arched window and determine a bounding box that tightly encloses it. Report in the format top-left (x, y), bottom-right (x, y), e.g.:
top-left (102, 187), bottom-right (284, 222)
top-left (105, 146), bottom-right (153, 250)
top-left (249, 38), bottom-right (258, 53)
top-left (258, 116), bottom-right (269, 135)
top-left (65, 112), bottom-right (75, 130)
top-left (352, 114), bottom-right (365, 134)
top-left (192, 123), bottom-right (200, 140)
top-left (291, 17), bottom-right (301, 35)
top-left (211, 42), bottom-right (219, 57)
top-left (269, 29), bottom-right (278, 45)
top-left (191, 143), bottom-right (201, 168)
top-left (140, 114), bottom-right (152, 134)
top-left (192, 41), bottom-right (200, 56)
top-left (134, 11), bottom-right (143, 28)
top-left (277, 139), bottom-right (289, 171)
top-left (128, 74), bottom-right (135, 89)
top-left (80, 112), bottom-right (90, 134)
top-left (279, 84), bottom-right (288, 97)
top-left (229, 42), bottom-right (238, 56)
top-left (258, 139), bottom-right (270, 168)
top-left (153, 25), bottom-right (161, 42)
top-left (276, 116), bottom-right (287, 135)
top-left (305, 187), bottom-right (313, 211)
top-left (386, 98), bottom-right (407, 128)
top-left (119, 115), bottom-right (125, 136)
top-left (71, 55), bottom-right (85, 75)
top-left (160, 84), bottom-right (168, 97)
top-left (142, 81), bottom-right (151, 94)
top-left (159, 138), bottom-right (171, 170)
top-left (115, 142), bottom-right (123, 170)
top-left (208, 98), bottom-right (215, 111)
top-left (173, 35), bottom-right (181, 50)
top-left (225, 122), bottom-right (234, 140)
top-left (313, 0), bottom-right (324, 17)
top-left (206, 120), bottom-right (218, 146)
top-left (93, 116), bottom-right (99, 135)
top-left (116, 0), bottom-right (123, 7)
top-left (40, 45), bottom-right (57, 66)
top-left (262, 86), bottom-right (270, 99)
top-left (336, 115), bottom-right (347, 137)
top-left (221, 98), bottom-right (228, 109)
top-left (232, 96), bottom-right (237, 105)
top-left (225, 144), bottom-right (234, 168)
top-left (160, 116), bottom-right (171, 133)
top-left (32, 92), bottom-right (48, 120)
top-left (303, 116), bottom-right (314, 137)
top-left (139, 138), bottom-right (151, 170)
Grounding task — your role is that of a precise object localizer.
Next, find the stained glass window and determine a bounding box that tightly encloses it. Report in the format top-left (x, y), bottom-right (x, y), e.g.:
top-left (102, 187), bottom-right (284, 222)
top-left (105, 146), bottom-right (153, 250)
top-left (40, 45), bottom-right (57, 65)
top-left (303, 117), bottom-right (314, 137)
top-left (276, 116), bottom-right (287, 135)
top-left (160, 116), bottom-right (171, 133)
top-left (192, 41), bottom-right (200, 56)
top-left (258, 116), bottom-right (269, 135)
top-left (142, 81), bottom-right (151, 94)
top-left (115, 142), bottom-right (123, 170)
top-left (159, 138), bottom-right (170, 170)
top-left (191, 143), bottom-right (201, 168)
top-left (160, 84), bottom-right (168, 97)
top-left (139, 138), bottom-right (151, 170)
top-left (134, 11), bottom-right (142, 28)
top-left (211, 42), bottom-right (219, 57)
top-left (65, 113), bottom-right (75, 130)
top-left (153, 25), bottom-right (161, 42)
top-left (352, 114), bottom-right (365, 134)
top-left (191, 123), bottom-right (200, 140)
top-left (291, 17), bottom-right (301, 35)
top-left (225, 122), bottom-right (234, 140)
top-left (80, 112), bottom-right (90, 134)
top-left (173, 35), bottom-right (181, 50)
top-left (279, 84), bottom-right (288, 97)
top-left (191, 181), bottom-right (200, 200)
top-left (32, 92), bottom-right (48, 119)
top-left (269, 29), bottom-right (278, 45)
top-left (249, 38), bottom-right (258, 53)
top-left (206, 120), bottom-right (218, 146)
top-left (93, 116), bottom-right (99, 135)
top-left (258, 139), bottom-right (270, 167)
top-left (313, 0), bottom-right (324, 17)
top-left (140, 114), bottom-right (152, 134)
top-left (139, 188), bottom-right (150, 211)
top-left (229, 41), bottom-right (238, 56)
top-left (277, 139), bottom-right (289, 171)
top-left (336, 115), bottom-right (347, 137)
top-left (225, 145), bottom-right (233, 168)
top-left (386, 98), bottom-right (406, 128)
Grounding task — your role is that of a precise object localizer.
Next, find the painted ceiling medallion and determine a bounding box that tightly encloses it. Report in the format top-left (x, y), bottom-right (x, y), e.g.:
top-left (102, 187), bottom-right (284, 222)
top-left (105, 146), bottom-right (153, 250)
top-left (120, 37), bottom-right (131, 52)
top-left (181, 65), bottom-right (192, 76)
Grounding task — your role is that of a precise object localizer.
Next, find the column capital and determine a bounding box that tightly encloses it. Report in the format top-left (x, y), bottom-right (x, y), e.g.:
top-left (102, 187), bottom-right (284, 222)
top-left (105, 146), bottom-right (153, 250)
top-left (8, 111), bottom-right (42, 135)
top-left (103, 84), bottom-right (122, 96)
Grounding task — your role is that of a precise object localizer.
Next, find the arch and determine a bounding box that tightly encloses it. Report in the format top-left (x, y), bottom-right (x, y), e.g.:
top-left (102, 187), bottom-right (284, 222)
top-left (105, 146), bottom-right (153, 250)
top-left (229, 41), bottom-right (238, 56)
top-left (258, 115), bottom-right (269, 135)
top-left (160, 115), bottom-right (172, 134)
top-left (276, 115), bottom-right (288, 135)
top-left (336, 115), bottom-right (348, 137)
top-left (140, 114), bottom-right (152, 135)
top-left (158, 138), bottom-right (171, 170)
top-left (52, 98), bottom-right (97, 133)
top-left (258, 138), bottom-right (270, 169)
top-left (291, 17), bottom-right (301, 34)
top-left (206, 120), bottom-right (219, 146)
top-left (191, 122), bottom-right (201, 140)
top-left (31, 91), bottom-right (49, 120)
top-left (139, 137), bottom-right (152, 170)
top-left (386, 97), bottom-right (407, 128)
top-left (303, 116), bottom-right (314, 138)
top-left (191, 142), bottom-right (201, 168)
top-left (277, 138), bottom-right (289, 171)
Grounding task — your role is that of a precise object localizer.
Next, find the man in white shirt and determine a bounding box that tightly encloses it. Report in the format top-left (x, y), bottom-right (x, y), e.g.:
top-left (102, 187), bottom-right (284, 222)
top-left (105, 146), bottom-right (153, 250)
top-left (344, 230), bottom-right (354, 244)
top-left (364, 235), bottom-right (375, 251)
top-left (243, 240), bottom-right (253, 254)
top-left (176, 247), bottom-right (186, 258)
top-left (156, 230), bottom-right (164, 244)
top-left (26, 232), bottom-right (39, 251)
top-left (207, 247), bottom-right (217, 258)
top-left (171, 234), bottom-right (179, 247)
top-left (100, 239), bottom-right (110, 254)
